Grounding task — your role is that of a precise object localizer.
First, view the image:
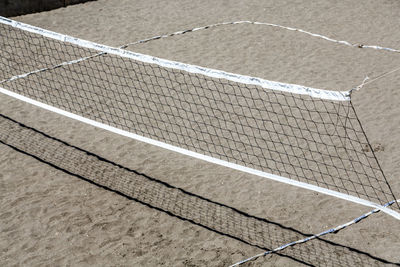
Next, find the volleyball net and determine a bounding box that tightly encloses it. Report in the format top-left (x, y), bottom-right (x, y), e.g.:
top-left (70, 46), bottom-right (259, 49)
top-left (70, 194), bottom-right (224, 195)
top-left (0, 16), bottom-right (399, 219)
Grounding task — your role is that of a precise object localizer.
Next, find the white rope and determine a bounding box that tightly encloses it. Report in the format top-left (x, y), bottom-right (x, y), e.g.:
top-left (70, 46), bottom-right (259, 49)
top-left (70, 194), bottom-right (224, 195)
top-left (123, 20), bottom-right (400, 54)
top-left (362, 66), bottom-right (400, 86)
top-left (349, 76), bottom-right (370, 95)
top-left (230, 199), bottom-right (400, 266)
top-left (349, 65), bottom-right (400, 95)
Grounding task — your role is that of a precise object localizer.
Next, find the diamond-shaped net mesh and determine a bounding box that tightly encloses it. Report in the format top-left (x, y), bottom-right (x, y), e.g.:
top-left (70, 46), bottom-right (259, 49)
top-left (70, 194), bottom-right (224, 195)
top-left (0, 20), bottom-right (398, 212)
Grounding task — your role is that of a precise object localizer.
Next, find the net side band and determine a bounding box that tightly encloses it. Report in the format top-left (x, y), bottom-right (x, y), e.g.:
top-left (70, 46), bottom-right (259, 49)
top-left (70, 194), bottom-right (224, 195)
top-left (0, 16), bottom-right (350, 101)
top-left (1, 86), bottom-right (398, 220)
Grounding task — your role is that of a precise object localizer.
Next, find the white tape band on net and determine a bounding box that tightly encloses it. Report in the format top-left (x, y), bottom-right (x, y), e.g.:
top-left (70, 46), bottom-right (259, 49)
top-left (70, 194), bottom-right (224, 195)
top-left (0, 16), bottom-right (349, 101)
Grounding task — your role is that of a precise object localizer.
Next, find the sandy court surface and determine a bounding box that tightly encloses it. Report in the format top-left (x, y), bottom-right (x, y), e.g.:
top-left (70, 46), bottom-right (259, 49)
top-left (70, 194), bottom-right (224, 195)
top-left (1, 0), bottom-right (400, 266)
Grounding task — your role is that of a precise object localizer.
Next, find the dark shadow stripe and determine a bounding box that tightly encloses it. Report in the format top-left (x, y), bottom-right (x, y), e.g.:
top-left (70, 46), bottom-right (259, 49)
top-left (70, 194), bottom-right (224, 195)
top-left (0, 113), bottom-right (398, 266)
top-left (0, 0), bottom-right (96, 17)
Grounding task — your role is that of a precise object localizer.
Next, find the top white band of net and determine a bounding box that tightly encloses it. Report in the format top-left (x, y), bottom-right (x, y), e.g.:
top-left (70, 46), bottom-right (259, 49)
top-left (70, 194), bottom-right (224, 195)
top-left (0, 16), bottom-right (349, 101)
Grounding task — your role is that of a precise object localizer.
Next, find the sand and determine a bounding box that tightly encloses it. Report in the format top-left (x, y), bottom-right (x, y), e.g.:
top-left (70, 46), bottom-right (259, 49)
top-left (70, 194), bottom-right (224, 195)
top-left (1, 0), bottom-right (400, 266)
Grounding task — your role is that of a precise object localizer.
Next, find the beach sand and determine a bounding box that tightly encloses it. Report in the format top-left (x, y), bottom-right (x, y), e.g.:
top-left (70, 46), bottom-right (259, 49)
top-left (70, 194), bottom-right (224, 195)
top-left (1, 0), bottom-right (400, 266)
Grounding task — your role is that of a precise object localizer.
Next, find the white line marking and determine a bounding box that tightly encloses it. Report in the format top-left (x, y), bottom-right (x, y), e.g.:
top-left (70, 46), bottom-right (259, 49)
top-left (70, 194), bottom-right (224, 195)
top-left (1, 86), bottom-right (399, 220)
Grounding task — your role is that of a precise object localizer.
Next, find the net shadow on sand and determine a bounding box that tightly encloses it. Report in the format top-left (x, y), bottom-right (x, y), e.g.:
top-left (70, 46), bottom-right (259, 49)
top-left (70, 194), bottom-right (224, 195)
top-left (0, 113), bottom-right (398, 266)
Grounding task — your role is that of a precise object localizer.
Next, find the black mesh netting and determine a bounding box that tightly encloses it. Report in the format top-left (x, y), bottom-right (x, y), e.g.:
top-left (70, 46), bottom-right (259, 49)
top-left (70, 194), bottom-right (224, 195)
top-left (0, 21), bottom-right (398, 209)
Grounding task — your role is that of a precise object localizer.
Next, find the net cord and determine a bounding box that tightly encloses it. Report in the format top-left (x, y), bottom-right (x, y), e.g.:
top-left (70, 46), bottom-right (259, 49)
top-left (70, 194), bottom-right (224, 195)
top-left (123, 21), bottom-right (400, 54)
top-left (1, 85), bottom-right (399, 220)
top-left (0, 16), bottom-right (349, 101)
top-left (230, 199), bottom-right (400, 266)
